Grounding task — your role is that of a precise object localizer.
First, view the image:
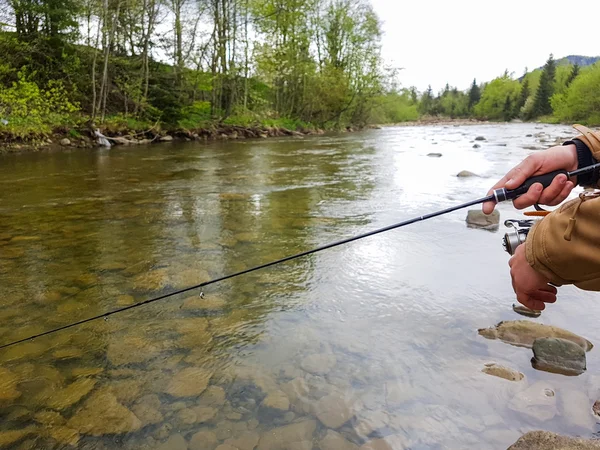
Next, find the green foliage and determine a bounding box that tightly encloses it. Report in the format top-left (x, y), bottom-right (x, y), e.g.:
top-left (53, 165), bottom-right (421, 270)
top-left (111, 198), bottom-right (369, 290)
top-left (369, 91), bottom-right (419, 123)
top-left (552, 63), bottom-right (600, 126)
top-left (467, 79), bottom-right (481, 111)
top-left (473, 73), bottom-right (521, 121)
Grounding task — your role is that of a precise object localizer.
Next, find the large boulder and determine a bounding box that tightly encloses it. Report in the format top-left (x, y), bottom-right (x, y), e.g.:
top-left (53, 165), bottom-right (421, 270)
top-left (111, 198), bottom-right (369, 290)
top-left (478, 320), bottom-right (593, 351)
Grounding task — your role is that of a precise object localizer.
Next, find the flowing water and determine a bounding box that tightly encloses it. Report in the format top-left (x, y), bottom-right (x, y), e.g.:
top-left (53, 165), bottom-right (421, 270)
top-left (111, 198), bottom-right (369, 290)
top-left (1, 123), bottom-right (600, 450)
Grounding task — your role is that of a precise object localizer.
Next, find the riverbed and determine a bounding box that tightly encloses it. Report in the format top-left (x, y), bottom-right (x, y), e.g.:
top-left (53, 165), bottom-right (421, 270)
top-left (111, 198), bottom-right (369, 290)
top-left (1, 123), bottom-right (599, 449)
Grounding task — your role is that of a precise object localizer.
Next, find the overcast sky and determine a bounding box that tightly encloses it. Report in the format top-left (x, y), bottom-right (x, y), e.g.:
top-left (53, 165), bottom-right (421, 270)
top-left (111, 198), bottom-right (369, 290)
top-left (370, 0), bottom-right (600, 94)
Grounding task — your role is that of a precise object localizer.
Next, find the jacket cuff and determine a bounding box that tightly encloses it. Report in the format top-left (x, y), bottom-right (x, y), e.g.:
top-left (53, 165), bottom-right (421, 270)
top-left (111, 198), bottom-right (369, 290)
top-left (563, 139), bottom-right (597, 186)
top-left (525, 220), bottom-right (567, 287)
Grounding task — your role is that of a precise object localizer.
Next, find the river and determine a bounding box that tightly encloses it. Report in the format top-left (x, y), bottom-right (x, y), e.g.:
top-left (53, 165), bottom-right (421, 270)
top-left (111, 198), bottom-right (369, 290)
top-left (1, 123), bottom-right (599, 449)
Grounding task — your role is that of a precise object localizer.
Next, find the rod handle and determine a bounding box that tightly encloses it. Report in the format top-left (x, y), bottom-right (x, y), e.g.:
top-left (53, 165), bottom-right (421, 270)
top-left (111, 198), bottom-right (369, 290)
top-left (494, 169), bottom-right (569, 202)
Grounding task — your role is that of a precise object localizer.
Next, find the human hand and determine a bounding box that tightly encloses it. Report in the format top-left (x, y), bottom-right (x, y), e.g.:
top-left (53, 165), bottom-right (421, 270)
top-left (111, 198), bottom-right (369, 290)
top-left (482, 145), bottom-right (579, 214)
top-left (508, 244), bottom-right (557, 311)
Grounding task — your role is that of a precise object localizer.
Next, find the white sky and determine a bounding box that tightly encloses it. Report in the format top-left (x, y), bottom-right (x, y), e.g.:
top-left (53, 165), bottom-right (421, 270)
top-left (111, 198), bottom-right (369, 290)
top-left (370, 0), bottom-right (600, 94)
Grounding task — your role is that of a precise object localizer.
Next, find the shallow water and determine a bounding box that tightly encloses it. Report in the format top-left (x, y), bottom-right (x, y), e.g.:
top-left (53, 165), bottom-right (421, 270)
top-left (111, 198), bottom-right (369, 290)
top-left (1, 123), bottom-right (599, 449)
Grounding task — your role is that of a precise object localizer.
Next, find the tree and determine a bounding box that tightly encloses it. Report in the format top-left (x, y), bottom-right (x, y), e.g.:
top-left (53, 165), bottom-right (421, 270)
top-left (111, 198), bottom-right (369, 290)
top-left (566, 63), bottom-right (580, 87)
top-left (531, 53), bottom-right (556, 117)
top-left (515, 77), bottom-right (529, 118)
top-left (467, 78), bottom-right (480, 111)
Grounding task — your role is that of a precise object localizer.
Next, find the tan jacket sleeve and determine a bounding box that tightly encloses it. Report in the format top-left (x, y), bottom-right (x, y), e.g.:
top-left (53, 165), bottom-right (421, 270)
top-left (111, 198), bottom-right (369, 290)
top-left (525, 124), bottom-right (600, 291)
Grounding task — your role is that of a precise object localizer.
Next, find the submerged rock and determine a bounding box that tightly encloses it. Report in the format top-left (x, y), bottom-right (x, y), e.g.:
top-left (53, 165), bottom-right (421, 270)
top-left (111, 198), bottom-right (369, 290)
top-left (0, 427), bottom-right (38, 448)
top-left (314, 393), bottom-right (353, 429)
top-left (482, 363), bottom-right (524, 381)
top-left (301, 353), bottom-right (337, 375)
top-left (165, 367), bottom-right (212, 398)
top-left (45, 378), bottom-right (96, 410)
top-left (259, 390), bottom-right (290, 420)
top-left (225, 431), bottom-right (260, 450)
top-left (532, 337), bottom-right (586, 376)
top-left (466, 210), bottom-right (500, 230)
top-left (157, 434), bottom-right (187, 450)
top-left (0, 368), bottom-right (20, 401)
top-left (320, 430), bottom-right (359, 450)
top-left (257, 420), bottom-right (317, 450)
top-left (189, 430), bottom-right (218, 450)
top-left (508, 381), bottom-right (557, 421)
top-left (507, 431), bottom-right (600, 449)
top-left (560, 389), bottom-right (596, 431)
top-left (478, 320), bottom-right (593, 351)
top-left (67, 391), bottom-right (142, 436)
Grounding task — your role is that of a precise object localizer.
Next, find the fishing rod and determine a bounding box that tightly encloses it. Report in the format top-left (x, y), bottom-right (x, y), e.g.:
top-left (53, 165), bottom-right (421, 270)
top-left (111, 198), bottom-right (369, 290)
top-left (2, 163), bottom-right (600, 351)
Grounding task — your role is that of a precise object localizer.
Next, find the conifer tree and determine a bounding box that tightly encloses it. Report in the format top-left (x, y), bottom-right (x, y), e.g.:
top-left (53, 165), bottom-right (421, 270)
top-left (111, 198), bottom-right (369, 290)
top-left (566, 63), bottom-right (580, 87)
top-left (532, 54), bottom-right (556, 117)
top-left (467, 79), bottom-right (481, 111)
top-left (515, 77), bottom-right (529, 117)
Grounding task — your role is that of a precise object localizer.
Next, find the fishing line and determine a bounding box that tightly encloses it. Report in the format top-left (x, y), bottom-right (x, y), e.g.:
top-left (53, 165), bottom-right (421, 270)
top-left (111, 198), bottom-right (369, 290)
top-left (2, 162), bottom-right (600, 350)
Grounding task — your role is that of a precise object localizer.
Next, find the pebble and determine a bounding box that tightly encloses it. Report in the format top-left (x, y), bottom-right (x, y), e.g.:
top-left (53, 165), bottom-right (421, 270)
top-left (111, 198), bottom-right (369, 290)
top-left (512, 304), bottom-right (541, 318)
top-left (482, 363), bottom-right (524, 381)
top-left (314, 393), bottom-right (353, 429)
top-left (300, 354), bottom-right (337, 375)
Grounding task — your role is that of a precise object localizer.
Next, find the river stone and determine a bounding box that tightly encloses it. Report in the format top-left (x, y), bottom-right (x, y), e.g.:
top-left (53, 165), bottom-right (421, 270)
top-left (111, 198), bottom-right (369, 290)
top-left (427, 153), bottom-right (442, 157)
top-left (320, 430), bottom-right (359, 450)
top-left (60, 138), bottom-right (71, 146)
top-left (189, 430), bottom-right (218, 450)
top-left (192, 406), bottom-right (217, 423)
top-left (116, 295), bottom-right (135, 306)
top-left (508, 381), bottom-right (557, 421)
top-left (45, 378), bottom-right (96, 410)
top-left (507, 431), bottom-right (600, 449)
top-left (0, 367), bottom-right (20, 401)
top-left (198, 386), bottom-right (226, 407)
top-left (257, 420), bottom-right (317, 450)
top-left (456, 170), bottom-right (479, 177)
top-left (260, 390), bottom-right (290, 417)
top-left (225, 431), bottom-right (260, 450)
top-left (475, 136), bottom-right (486, 141)
top-left (165, 367), bottom-right (212, 398)
top-left (280, 377), bottom-right (310, 404)
top-left (182, 295), bottom-right (227, 311)
top-left (132, 394), bottom-right (163, 426)
top-left (34, 410), bottom-right (66, 426)
top-left (72, 367), bottom-right (104, 378)
top-left (132, 269), bottom-right (170, 291)
top-left (0, 427), bottom-right (38, 447)
top-left (466, 210), bottom-right (500, 230)
top-left (47, 426), bottom-right (80, 446)
top-left (157, 433), bottom-right (187, 450)
top-left (478, 320), bottom-right (593, 351)
top-left (160, 135), bottom-right (174, 142)
top-left (314, 393), bottom-right (353, 429)
top-left (301, 354), bottom-right (337, 375)
top-left (532, 337), bottom-right (586, 375)
top-left (513, 304), bottom-right (541, 318)
top-left (482, 363), bottom-right (524, 381)
top-left (473, 144), bottom-right (481, 148)
top-left (67, 391), bottom-right (142, 436)
top-left (359, 438), bottom-right (394, 450)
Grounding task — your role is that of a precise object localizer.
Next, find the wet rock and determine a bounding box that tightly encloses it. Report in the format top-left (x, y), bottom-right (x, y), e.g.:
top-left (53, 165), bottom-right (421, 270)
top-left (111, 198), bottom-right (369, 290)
top-left (45, 378), bottom-right (96, 410)
top-left (320, 430), bottom-right (358, 450)
top-left (466, 210), bottom-right (500, 230)
top-left (159, 135), bottom-right (174, 142)
top-left (67, 391), bottom-right (142, 436)
top-left (176, 407), bottom-right (198, 425)
top-left (188, 430), bottom-right (217, 450)
top-left (427, 153), bottom-right (442, 157)
top-left (507, 431), bottom-right (600, 449)
top-left (157, 434), bottom-right (187, 450)
top-left (594, 399), bottom-right (600, 417)
top-left (259, 390), bottom-right (290, 419)
top-left (532, 337), bottom-right (586, 376)
top-left (482, 363), bottom-right (524, 381)
top-left (165, 367), bottom-right (212, 398)
top-left (60, 138), bottom-right (71, 146)
top-left (478, 320), bottom-right (593, 350)
top-left (107, 335), bottom-right (162, 366)
top-left (132, 394), bottom-right (163, 426)
top-left (457, 170), bottom-right (479, 177)
top-left (475, 136), bottom-right (486, 141)
top-left (225, 432), bottom-right (260, 450)
top-left (198, 386), bottom-right (226, 407)
top-left (0, 367), bottom-right (20, 401)
top-left (0, 427), bottom-right (38, 448)
top-left (47, 426), bottom-right (80, 446)
top-left (192, 406), bottom-right (217, 423)
top-left (560, 389), bottom-right (596, 431)
top-left (473, 144), bottom-right (481, 148)
top-left (314, 393), bottom-right (353, 429)
top-left (508, 381), bottom-right (557, 421)
top-left (257, 420), bottom-right (317, 450)
top-left (512, 304), bottom-right (541, 318)
top-left (301, 354), bottom-right (337, 375)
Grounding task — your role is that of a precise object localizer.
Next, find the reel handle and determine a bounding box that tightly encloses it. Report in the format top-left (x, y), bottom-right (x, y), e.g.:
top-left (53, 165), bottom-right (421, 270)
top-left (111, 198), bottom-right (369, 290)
top-left (493, 169), bottom-right (569, 202)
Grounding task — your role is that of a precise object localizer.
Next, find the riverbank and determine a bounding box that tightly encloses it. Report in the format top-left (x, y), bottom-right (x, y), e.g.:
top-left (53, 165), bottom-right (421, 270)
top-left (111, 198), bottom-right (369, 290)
top-left (0, 122), bottom-right (379, 155)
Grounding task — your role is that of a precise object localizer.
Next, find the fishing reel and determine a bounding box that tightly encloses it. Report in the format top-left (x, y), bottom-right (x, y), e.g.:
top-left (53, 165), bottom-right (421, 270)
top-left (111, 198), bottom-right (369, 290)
top-left (501, 219), bottom-right (536, 255)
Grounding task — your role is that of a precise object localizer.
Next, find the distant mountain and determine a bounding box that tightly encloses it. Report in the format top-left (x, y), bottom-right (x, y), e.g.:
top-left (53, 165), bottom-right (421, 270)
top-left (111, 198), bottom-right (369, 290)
top-left (555, 55), bottom-right (600, 67)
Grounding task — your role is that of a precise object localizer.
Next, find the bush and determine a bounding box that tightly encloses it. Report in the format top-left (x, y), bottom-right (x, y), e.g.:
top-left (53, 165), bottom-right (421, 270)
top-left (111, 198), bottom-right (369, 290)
top-left (552, 63), bottom-right (600, 126)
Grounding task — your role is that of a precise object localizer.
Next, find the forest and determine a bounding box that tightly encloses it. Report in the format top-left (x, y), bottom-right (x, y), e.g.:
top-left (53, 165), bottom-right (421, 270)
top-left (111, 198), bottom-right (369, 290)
top-left (0, 0), bottom-right (598, 146)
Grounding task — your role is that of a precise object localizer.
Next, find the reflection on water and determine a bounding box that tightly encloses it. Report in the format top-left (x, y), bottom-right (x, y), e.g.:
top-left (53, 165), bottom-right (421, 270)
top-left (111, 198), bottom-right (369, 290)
top-left (1, 123), bottom-right (600, 449)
